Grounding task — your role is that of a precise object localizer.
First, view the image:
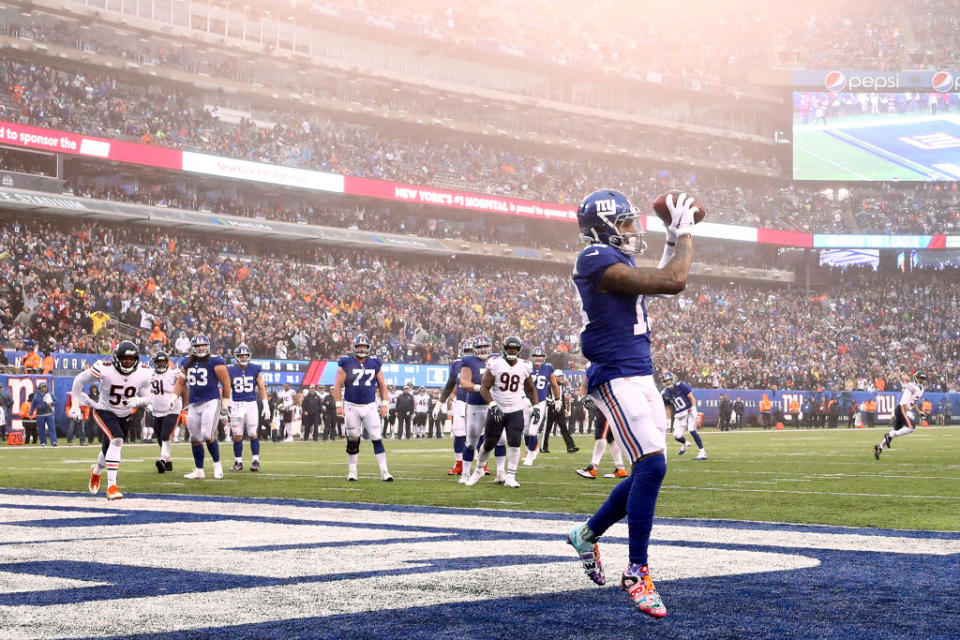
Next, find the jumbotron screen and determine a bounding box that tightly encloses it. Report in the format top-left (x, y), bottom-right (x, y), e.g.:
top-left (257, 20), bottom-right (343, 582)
top-left (792, 90), bottom-right (960, 181)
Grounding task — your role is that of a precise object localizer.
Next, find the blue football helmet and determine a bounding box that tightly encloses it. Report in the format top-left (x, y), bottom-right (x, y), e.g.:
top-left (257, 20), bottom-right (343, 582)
top-left (473, 335), bottom-right (492, 361)
top-left (661, 371), bottom-right (676, 389)
top-left (459, 338), bottom-right (474, 358)
top-left (353, 333), bottom-right (371, 359)
top-left (531, 346), bottom-right (547, 367)
top-left (577, 188), bottom-right (646, 255)
top-left (234, 344), bottom-right (251, 366)
top-left (190, 334), bottom-right (210, 359)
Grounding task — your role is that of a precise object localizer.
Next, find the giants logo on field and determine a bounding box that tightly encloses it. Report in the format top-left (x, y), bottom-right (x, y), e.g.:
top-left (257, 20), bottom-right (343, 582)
top-left (932, 71), bottom-right (955, 92)
top-left (824, 71), bottom-right (846, 92)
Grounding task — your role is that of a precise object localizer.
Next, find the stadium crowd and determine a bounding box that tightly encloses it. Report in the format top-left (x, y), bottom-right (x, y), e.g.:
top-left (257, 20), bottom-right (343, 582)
top-left (0, 216), bottom-right (956, 394)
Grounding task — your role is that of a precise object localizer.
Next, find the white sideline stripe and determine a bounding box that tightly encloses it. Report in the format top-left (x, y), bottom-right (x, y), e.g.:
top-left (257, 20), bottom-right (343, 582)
top-left (933, 163), bottom-right (960, 178)
top-left (661, 484), bottom-right (960, 500)
top-left (827, 128), bottom-right (953, 180)
top-left (794, 143), bottom-right (872, 180)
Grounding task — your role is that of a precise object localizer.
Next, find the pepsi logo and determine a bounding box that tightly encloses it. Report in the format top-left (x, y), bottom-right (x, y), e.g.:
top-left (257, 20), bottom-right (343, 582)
top-left (825, 71), bottom-right (846, 92)
top-left (932, 71), bottom-right (954, 93)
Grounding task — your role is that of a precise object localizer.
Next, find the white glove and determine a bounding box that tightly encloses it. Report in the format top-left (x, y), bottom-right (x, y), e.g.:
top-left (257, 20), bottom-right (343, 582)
top-left (665, 192), bottom-right (698, 242)
top-left (68, 405), bottom-right (83, 420)
top-left (126, 396), bottom-right (149, 409)
top-left (220, 399), bottom-right (232, 418)
top-left (261, 403), bottom-right (271, 420)
top-left (168, 395), bottom-right (179, 413)
top-left (431, 402), bottom-right (441, 420)
top-left (553, 399), bottom-right (562, 412)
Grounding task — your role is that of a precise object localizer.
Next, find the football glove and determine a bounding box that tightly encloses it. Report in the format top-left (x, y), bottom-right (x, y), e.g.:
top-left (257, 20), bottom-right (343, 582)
top-left (488, 401), bottom-right (503, 424)
top-left (261, 403), bottom-right (271, 420)
top-left (531, 407), bottom-right (541, 424)
top-left (126, 396), bottom-right (149, 409)
top-left (67, 405), bottom-right (83, 420)
top-left (220, 399), bottom-right (232, 418)
top-left (168, 395), bottom-right (179, 413)
top-left (583, 396), bottom-right (596, 411)
top-left (665, 192), bottom-right (698, 242)
top-left (553, 399), bottom-right (563, 412)
top-left (431, 402), bottom-right (441, 420)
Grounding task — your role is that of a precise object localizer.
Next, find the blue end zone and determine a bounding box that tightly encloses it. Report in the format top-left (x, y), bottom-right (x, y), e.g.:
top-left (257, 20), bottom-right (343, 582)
top-left (829, 118), bottom-right (960, 178)
top-left (2, 489), bottom-right (957, 640)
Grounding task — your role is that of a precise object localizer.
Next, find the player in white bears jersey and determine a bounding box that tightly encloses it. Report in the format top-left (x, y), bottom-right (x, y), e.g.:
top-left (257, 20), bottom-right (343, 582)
top-left (875, 371), bottom-right (926, 459)
top-left (70, 341), bottom-right (153, 500)
top-left (464, 336), bottom-right (539, 489)
top-left (150, 351), bottom-right (184, 475)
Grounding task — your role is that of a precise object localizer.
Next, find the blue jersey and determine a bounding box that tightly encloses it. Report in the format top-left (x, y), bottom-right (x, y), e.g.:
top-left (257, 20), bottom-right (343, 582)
top-left (662, 381), bottom-right (694, 414)
top-left (227, 363), bottom-right (262, 402)
top-left (530, 363), bottom-right (555, 403)
top-left (339, 355), bottom-right (382, 405)
top-left (448, 359), bottom-right (468, 402)
top-left (183, 355), bottom-right (226, 404)
top-left (460, 354), bottom-right (488, 406)
top-left (573, 244), bottom-right (653, 391)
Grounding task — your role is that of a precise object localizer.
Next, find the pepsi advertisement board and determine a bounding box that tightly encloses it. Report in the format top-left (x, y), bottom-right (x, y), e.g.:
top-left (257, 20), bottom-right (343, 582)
top-left (792, 71), bottom-right (960, 181)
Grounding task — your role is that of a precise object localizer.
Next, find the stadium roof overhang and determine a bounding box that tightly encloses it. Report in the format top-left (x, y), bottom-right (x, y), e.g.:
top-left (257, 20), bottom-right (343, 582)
top-left (0, 186), bottom-right (454, 256)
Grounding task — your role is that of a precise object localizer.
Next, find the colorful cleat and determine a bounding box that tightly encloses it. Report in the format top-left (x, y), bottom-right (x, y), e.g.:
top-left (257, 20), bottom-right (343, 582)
top-left (483, 464), bottom-right (491, 476)
top-left (231, 462), bottom-right (243, 472)
top-left (567, 524), bottom-right (605, 586)
top-left (106, 485), bottom-right (123, 501)
top-left (622, 564), bottom-right (667, 618)
top-left (88, 465), bottom-right (101, 494)
top-left (155, 459), bottom-right (166, 474)
top-left (874, 444), bottom-right (882, 460)
top-left (447, 461), bottom-right (463, 476)
top-left (605, 467), bottom-right (630, 479)
top-left (250, 460), bottom-right (260, 472)
top-left (576, 465), bottom-right (598, 479)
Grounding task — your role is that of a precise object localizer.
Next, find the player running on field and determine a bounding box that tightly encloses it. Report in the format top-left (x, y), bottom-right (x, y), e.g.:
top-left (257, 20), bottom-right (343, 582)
top-left (661, 371), bottom-right (706, 460)
top-left (875, 371), bottom-right (926, 459)
top-left (464, 336), bottom-right (539, 488)
top-left (71, 341), bottom-right (152, 500)
top-left (150, 351), bottom-right (183, 474)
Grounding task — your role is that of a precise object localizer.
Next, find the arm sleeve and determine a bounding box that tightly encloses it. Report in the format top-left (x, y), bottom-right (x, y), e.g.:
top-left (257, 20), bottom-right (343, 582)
top-left (71, 369), bottom-right (96, 404)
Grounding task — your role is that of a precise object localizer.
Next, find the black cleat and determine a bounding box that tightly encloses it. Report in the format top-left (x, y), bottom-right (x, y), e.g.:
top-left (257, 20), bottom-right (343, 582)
top-left (883, 434), bottom-right (892, 449)
top-left (874, 444), bottom-right (882, 460)
top-left (165, 460), bottom-right (173, 472)
top-left (541, 448), bottom-right (551, 454)
top-left (155, 459), bottom-right (166, 474)
top-left (567, 447), bottom-right (580, 454)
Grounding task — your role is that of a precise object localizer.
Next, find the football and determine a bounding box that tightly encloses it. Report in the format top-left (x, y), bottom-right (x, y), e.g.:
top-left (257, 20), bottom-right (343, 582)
top-left (652, 190), bottom-right (707, 226)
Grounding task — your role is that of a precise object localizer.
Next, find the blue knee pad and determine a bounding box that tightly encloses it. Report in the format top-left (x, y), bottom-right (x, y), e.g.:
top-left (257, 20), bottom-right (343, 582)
top-left (453, 435), bottom-right (466, 454)
top-left (494, 444), bottom-right (506, 457)
top-left (372, 439), bottom-right (385, 455)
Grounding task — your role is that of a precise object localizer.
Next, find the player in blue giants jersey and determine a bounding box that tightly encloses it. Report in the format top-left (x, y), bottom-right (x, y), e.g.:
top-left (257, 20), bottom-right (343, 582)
top-left (433, 338), bottom-right (474, 476)
top-left (457, 335), bottom-right (506, 483)
top-left (227, 344), bottom-right (271, 472)
top-left (661, 371), bottom-right (706, 460)
top-left (171, 334), bottom-right (231, 480)
top-left (566, 188), bottom-right (697, 619)
top-left (522, 346), bottom-right (560, 466)
top-left (332, 334), bottom-right (393, 481)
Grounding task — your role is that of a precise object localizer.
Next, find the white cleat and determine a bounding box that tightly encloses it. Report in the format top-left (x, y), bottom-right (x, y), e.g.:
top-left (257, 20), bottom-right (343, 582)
top-left (678, 443), bottom-right (689, 456)
top-left (504, 477), bottom-right (521, 488)
top-left (213, 462), bottom-right (224, 479)
top-left (693, 453), bottom-right (707, 461)
top-left (464, 471), bottom-right (484, 487)
top-left (184, 468), bottom-right (206, 480)
top-left (347, 471), bottom-right (358, 481)
top-left (381, 471), bottom-right (394, 482)
top-left (522, 456), bottom-right (534, 467)
top-left (494, 471), bottom-right (507, 485)
top-left (458, 474), bottom-right (470, 485)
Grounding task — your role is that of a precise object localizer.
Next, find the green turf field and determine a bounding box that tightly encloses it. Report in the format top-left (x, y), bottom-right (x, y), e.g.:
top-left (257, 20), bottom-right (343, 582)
top-left (793, 128), bottom-right (930, 181)
top-left (1, 426), bottom-right (958, 531)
